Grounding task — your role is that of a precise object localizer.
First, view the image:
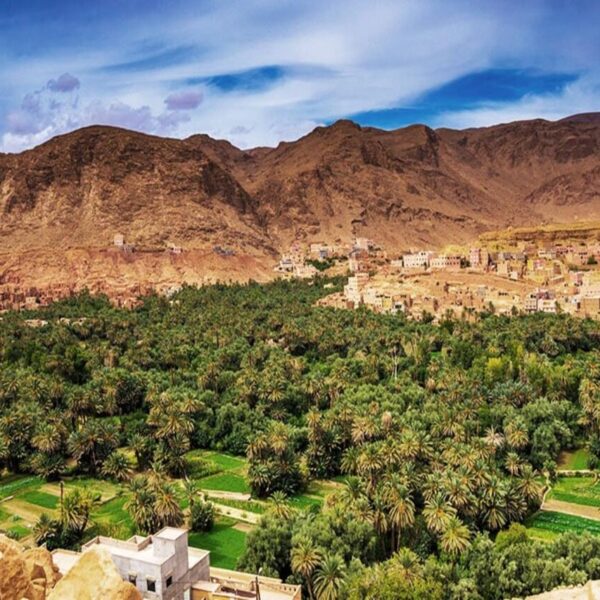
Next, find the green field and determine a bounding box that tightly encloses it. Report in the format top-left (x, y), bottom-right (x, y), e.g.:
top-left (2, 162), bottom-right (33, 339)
top-left (526, 511), bottom-right (600, 538)
top-left (558, 449), bottom-right (591, 470)
top-left (548, 476), bottom-right (600, 507)
top-left (0, 476), bottom-right (43, 500)
top-left (188, 517), bottom-right (247, 570)
top-left (21, 490), bottom-right (60, 509)
top-left (198, 473), bottom-right (250, 495)
top-left (204, 452), bottom-right (247, 471)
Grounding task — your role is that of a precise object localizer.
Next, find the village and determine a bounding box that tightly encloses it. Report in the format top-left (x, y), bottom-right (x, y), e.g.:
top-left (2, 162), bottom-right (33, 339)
top-left (2, 230), bottom-right (600, 321)
top-left (275, 234), bottom-right (600, 320)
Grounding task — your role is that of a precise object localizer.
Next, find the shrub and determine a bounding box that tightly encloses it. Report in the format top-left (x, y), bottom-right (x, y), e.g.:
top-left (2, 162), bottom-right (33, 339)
top-left (190, 500), bottom-right (215, 532)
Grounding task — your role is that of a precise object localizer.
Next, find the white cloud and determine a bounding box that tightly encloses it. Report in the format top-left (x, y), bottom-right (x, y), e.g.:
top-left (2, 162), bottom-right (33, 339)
top-left (435, 74), bottom-right (600, 129)
top-left (1, 0), bottom-right (599, 150)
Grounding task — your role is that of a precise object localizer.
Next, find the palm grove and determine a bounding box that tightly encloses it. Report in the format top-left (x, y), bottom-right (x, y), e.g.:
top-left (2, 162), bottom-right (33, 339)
top-left (0, 278), bottom-right (599, 598)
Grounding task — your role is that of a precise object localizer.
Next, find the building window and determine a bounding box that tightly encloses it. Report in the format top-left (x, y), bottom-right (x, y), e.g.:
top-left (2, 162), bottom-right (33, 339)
top-left (147, 579), bottom-right (156, 593)
top-left (166, 575), bottom-right (173, 588)
top-left (128, 574), bottom-right (137, 585)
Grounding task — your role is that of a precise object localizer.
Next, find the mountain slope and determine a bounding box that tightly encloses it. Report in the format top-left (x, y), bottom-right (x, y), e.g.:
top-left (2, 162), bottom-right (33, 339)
top-left (0, 114), bottom-right (599, 295)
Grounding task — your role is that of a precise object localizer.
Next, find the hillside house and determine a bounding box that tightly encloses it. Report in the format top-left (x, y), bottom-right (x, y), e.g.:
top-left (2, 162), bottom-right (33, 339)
top-left (403, 251), bottom-right (433, 269)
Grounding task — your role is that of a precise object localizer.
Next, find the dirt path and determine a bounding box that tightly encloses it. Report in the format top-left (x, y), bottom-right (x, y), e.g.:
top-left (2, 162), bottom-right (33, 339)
top-left (200, 489), bottom-right (251, 501)
top-left (233, 522), bottom-right (255, 533)
top-left (212, 503), bottom-right (261, 524)
top-left (542, 498), bottom-right (600, 521)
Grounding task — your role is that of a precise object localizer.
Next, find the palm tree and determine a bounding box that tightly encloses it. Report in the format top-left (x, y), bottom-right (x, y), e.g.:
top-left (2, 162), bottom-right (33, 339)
top-left (505, 451), bottom-right (522, 476)
top-left (291, 538), bottom-right (321, 600)
top-left (62, 488), bottom-right (96, 535)
top-left (314, 554), bottom-right (346, 600)
top-left (126, 475), bottom-right (156, 534)
top-left (383, 478), bottom-right (415, 550)
top-left (101, 451), bottom-right (133, 482)
top-left (505, 420), bottom-right (529, 449)
top-left (34, 513), bottom-right (59, 546)
top-left (153, 481), bottom-right (184, 528)
top-left (357, 445), bottom-right (383, 491)
top-left (423, 494), bottom-right (456, 534)
top-left (440, 516), bottom-right (471, 557)
top-left (517, 465), bottom-right (543, 505)
top-left (269, 491), bottom-right (293, 520)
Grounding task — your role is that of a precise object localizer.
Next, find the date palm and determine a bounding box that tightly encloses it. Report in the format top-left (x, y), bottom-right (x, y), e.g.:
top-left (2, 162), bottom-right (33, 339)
top-left (439, 516), bottom-right (471, 557)
top-left (314, 554), bottom-right (346, 600)
top-left (423, 494), bottom-right (456, 534)
top-left (269, 491), bottom-right (293, 520)
top-left (101, 451), bottom-right (133, 482)
top-left (292, 537), bottom-right (321, 600)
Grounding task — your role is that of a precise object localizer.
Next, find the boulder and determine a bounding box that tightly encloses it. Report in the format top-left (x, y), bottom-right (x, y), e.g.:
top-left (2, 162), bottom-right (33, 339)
top-left (0, 534), bottom-right (59, 600)
top-left (47, 546), bottom-right (141, 600)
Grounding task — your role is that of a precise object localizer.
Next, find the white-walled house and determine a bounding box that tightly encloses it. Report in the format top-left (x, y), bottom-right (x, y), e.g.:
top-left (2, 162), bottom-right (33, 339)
top-left (55, 528), bottom-right (209, 600)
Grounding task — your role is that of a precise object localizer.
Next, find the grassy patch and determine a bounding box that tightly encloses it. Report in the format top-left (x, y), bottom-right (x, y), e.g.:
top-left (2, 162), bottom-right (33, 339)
top-left (548, 476), bottom-right (600, 507)
top-left (21, 490), bottom-right (59, 509)
top-left (91, 495), bottom-right (135, 539)
top-left (206, 452), bottom-right (246, 472)
top-left (198, 473), bottom-right (250, 495)
top-left (558, 449), bottom-right (590, 470)
top-left (0, 476), bottom-right (43, 500)
top-left (288, 494), bottom-right (322, 510)
top-left (188, 517), bottom-right (247, 570)
top-left (526, 511), bottom-right (600, 536)
top-left (5, 522), bottom-right (31, 540)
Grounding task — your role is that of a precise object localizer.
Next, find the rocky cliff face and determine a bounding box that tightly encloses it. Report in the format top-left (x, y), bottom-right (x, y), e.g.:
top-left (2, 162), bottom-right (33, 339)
top-left (0, 534), bottom-right (60, 600)
top-left (0, 114), bottom-right (599, 295)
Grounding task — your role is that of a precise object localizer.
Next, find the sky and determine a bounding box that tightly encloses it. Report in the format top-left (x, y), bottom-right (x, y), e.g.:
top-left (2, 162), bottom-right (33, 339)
top-left (1, 0), bottom-right (599, 152)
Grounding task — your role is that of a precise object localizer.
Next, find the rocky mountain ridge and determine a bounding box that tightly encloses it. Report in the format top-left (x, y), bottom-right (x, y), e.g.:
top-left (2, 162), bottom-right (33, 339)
top-left (0, 113), bottom-right (599, 296)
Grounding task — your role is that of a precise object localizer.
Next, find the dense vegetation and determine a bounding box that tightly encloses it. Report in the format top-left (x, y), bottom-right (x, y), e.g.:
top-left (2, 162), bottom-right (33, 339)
top-left (1, 278), bottom-right (599, 598)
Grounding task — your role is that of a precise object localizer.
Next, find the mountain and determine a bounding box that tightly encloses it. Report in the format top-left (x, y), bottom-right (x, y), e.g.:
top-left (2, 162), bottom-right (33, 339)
top-left (0, 114), bottom-right (599, 296)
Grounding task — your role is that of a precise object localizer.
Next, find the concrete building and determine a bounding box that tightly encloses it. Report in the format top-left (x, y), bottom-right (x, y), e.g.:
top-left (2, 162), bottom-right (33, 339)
top-left (77, 528), bottom-right (208, 600)
top-left (114, 233), bottom-right (125, 247)
top-left (53, 528), bottom-right (301, 600)
top-left (430, 255), bottom-right (462, 271)
top-left (353, 237), bottom-right (371, 251)
top-left (402, 251), bottom-right (432, 269)
top-left (344, 273), bottom-right (369, 304)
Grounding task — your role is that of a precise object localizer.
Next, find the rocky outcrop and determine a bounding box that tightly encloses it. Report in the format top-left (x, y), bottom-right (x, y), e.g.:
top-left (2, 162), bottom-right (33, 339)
top-left (47, 546), bottom-right (141, 600)
top-left (0, 534), bottom-right (60, 600)
top-left (524, 580), bottom-right (600, 599)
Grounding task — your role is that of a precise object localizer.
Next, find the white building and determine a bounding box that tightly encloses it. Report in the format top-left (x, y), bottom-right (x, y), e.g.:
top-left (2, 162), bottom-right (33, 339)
top-left (52, 528), bottom-right (301, 600)
top-left (56, 528), bottom-right (209, 600)
top-left (114, 233), bottom-right (125, 247)
top-left (403, 251), bottom-right (433, 269)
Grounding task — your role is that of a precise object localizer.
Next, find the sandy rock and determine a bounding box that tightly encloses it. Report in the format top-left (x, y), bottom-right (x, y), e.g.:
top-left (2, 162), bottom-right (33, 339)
top-left (47, 546), bottom-right (141, 600)
top-left (524, 580), bottom-right (600, 599)
top-left (0, 534), bottom-right (59, 600)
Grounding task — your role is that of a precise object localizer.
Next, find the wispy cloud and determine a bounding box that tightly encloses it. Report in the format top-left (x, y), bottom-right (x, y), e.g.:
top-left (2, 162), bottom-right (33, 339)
top-left (1, 0), bottom-right (599, 151)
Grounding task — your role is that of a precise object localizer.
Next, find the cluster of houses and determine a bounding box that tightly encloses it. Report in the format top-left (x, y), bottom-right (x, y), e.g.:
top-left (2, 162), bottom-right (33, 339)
top-left (328, 239), bottom-right (600, 320)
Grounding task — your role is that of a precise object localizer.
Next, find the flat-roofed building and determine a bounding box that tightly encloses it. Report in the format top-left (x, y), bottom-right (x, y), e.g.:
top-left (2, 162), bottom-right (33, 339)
top-left (52, 528), bottom-right (301, 600)
top-left (403, 251), bottom-right (432, 269)
top-left (79, 528), bottom-right (209, 600)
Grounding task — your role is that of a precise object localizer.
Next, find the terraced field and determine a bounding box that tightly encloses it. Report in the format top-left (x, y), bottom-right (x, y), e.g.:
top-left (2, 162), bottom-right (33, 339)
top-left (526, 511), bottom-right (600, 540)
top-left (547, 476), bottom-right (600, 508)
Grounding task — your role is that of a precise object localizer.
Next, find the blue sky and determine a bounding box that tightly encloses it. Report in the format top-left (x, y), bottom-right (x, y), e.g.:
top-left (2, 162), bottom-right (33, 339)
top-left (0, 0), bottom-right (598, 151)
